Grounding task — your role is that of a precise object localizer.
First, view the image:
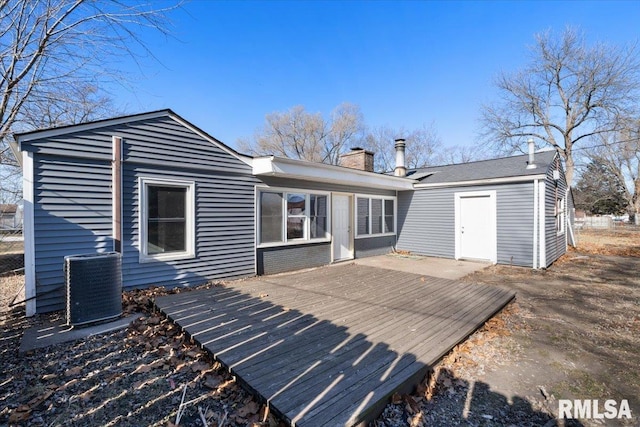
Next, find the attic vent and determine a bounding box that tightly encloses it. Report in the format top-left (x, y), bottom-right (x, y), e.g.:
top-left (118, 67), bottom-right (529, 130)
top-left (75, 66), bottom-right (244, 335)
top-left (65, 252), bottom-right (122, 327)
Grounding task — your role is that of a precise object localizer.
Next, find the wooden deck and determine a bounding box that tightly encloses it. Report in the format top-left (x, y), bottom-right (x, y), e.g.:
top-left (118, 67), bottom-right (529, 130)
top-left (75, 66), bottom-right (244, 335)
top-left (154, 263), bottom-right (514, 426)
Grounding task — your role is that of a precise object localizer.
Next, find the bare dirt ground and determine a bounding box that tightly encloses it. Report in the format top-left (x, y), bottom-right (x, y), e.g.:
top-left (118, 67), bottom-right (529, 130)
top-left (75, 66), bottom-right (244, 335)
top-left (1, 228), bottom-right (638, 426)
top-left (376, 228), bottom-right (640, 427)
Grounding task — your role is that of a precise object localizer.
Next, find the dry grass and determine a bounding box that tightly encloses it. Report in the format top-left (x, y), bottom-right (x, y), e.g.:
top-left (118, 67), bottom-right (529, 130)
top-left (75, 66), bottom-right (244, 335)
top-left (574, 227), bottom-right (640, 257)
top-left (0, 273), bottom-right (24, 307)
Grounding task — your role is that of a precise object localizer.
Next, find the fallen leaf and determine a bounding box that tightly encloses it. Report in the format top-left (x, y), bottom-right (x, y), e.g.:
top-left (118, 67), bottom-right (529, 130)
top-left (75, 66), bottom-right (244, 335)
top-left (27, 390), bottom-right (53, 408)
top-left (59, 378), bottom-right (78, 391)
top-left (191, 361), bottom-right (211, 373)
top-left (204, 375), bottom-right (221, 389)
top-left (42, 373), bottom-right (58, 381)
top-left (133, 364), bottom-right (152, 374)
top-left (64, 366), bottom-right (82, 377)
top-left (8, 405), bottom-right (31, 423)
top-left (391, 392), bottom-right (402, 404)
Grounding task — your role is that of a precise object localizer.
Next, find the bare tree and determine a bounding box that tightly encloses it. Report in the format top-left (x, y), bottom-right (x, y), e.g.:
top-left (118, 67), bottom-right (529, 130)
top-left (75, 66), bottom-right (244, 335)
top-left (238, 103), bottom-right (364, 164)
top-left (587, 125), bottom-right (640, 223)
top-left (362, 124), bottom-right (442, 172)
top-left (436, 144), bottom-right (488, 165)
top-left (0, 0), bottom-right (177, 172)
top-left (1, 83), bottom-right (122, 203)
top-left (481, 27), bottom-right (640, 186)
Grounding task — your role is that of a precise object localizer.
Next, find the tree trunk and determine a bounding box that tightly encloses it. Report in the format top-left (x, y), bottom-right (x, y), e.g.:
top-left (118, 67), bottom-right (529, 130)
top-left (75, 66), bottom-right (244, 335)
top-left (563, 149), bottom-right (575, 187)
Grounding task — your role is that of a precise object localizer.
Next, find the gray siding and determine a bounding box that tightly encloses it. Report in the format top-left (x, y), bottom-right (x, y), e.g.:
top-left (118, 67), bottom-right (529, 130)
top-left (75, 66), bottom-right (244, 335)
top-left (397, 183), bottom-right (536, 267)
top-left (23, 116), bottom-right (246, 174)
top-left (257, 243), bottom-right (331, 275)
top-left (397, 189), bottom-right (454, 258)
top-left (544, 156), bottom-right (568, 266)
top-left (33, 156), bottom-right (113, 313)
top-left (258, 176), bottom-right (396, 197)
top-left (122, 164), bottom-right (258, 289)
top-left (26, 115), bottom-right (257, 313)
top-left (355, 235), bottom-right (396, 258)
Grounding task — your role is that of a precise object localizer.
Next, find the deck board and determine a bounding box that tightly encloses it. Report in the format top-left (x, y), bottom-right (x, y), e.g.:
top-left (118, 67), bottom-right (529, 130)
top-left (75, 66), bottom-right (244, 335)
top-left (155, 263), bottom-right (514, 427)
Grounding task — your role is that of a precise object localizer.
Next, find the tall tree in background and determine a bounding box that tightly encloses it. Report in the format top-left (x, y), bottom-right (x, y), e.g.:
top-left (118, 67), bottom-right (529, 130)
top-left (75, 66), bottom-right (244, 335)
top-left (238, 103), bottom-right (365, 164)
top-left (574, 159), bottom-right (627, 216)
top-left (362, 124), bottom-right (442, 172)
top-left (586, 123), bottom-right (640, 223)
top-left (0, 83), bottom-right (120, 203)
top-left (0, 0), bottom-right (177, 201)
top-left (481, 27), bottom-right (640, 186)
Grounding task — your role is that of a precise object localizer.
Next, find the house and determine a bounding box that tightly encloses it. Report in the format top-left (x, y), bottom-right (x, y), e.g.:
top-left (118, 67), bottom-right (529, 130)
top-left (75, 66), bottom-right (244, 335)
top-left (0, 204), bottom-right (21, 230)
top-left (397, 145), bottom-right (574, 268)
top-left (13, 110), bottom-right (572, 315)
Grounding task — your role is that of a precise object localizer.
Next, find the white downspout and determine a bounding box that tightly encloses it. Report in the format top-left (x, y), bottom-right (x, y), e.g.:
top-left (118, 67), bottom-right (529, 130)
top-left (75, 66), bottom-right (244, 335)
top-left (538, 180), bottom-right (547, 268)
top-left (23, 151), bottom-right (36, 316)
top-left (533, 179), bottom-right (538, 269)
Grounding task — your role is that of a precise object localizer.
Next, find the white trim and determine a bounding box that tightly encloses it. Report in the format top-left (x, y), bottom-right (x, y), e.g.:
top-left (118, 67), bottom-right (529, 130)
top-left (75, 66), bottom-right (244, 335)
top-left (255, 186), bottom-right (332, 248)
top-left (22, 151), bottom-right (36, 316)
top-left (566, 188), bottom-right (574, 248)
top-left (252, 156), bottom-right (416, 190)
top-left (139, 177), bottom-right (196, 263)
top-left (8, 140), bottom-right (22, 167)
top-left (168, 113), bottom-right (253, 166)
top-left (414, 174), bottom-right (547, 189)
top-left (533, 179), bottom-right (539, 269)
top-left (454, 190), bottom-right (497, 264)
top-left (555, 194), bottom-right (566, 237)
top-left (538, 181), bottom-right (546, 268)
top-left (112, 136), bottom-right (123, 253)
top-left (354, 194), bottom-right (397, 239)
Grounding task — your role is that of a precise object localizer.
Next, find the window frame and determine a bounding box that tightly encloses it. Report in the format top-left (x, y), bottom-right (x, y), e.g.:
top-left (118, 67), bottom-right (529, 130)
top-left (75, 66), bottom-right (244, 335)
top-left (139, 177), bottom-right (196, 263)
top-left (355, 194), bottom-right (397, 239)
top-left (555, 195), bottom-right (566, 236)
top-left (256, 186), bottom-right (331, 248)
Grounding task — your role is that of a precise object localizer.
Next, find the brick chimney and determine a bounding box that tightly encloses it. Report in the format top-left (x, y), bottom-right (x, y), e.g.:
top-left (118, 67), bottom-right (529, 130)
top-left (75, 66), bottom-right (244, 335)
top-left (339, 147), bottom-right (374, 172)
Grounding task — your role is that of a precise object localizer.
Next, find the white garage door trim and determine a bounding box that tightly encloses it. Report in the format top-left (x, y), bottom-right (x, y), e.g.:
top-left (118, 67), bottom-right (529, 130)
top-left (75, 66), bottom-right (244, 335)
top-left (454, 190), bottom-right (497, 264)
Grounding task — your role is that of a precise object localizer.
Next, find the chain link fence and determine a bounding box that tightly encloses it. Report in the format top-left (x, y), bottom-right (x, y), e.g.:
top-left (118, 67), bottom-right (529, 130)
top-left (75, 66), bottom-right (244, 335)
top-left (0, 229), bottom-right (24, 275)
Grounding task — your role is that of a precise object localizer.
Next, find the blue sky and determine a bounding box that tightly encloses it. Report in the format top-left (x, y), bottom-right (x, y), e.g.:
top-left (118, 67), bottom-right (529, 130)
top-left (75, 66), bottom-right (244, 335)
top-left (116, 1), bottom-right (640, 151)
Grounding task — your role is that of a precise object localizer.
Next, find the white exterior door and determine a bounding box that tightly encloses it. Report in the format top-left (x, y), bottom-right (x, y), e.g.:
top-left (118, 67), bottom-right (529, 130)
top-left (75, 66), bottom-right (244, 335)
top-left (332, 194), bottom-right (353, 262)
top-left (456, 192), bottom-right (497, 263)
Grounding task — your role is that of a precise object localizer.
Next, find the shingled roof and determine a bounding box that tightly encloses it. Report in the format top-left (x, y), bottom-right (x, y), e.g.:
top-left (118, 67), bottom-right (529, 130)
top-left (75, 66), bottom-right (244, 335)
top-left (407, 150), bottom-right (557, 184)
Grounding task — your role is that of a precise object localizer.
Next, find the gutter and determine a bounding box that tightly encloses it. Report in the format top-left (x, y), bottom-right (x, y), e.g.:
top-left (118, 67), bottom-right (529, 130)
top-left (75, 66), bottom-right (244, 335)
top-left (414, 173), bottom-right (547, 189)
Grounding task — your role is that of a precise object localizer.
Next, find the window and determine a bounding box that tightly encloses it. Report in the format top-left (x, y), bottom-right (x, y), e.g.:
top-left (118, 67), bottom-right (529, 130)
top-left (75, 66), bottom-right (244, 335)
top-left (258, 189), bottom-right (329, 245)
top-left (310, 195), bottom-right (328, 239)
top-left (356, 196), bottom-right (395, 237)
top-left (556, 196), bottom-right (566, 235)
top-left (260, 192), bottom-right (283, 243)
top-left (356, 198), bottom-right (369, 236)
top-left (141, 178), bottom-right (195, 261)
top-left (384, 199), bottom-right (394, 233)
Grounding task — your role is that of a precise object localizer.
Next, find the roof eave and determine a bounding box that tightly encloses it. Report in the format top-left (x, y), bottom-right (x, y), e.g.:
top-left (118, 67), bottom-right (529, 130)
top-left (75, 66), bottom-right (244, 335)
top-left (253, 156), bottom-right (416, 190)
top-left (414, 173), bottom-right (548, 188)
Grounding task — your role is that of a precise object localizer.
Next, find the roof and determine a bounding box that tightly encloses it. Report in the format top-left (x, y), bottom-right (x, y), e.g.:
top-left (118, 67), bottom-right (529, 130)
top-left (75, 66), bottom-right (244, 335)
top-left (0, 204), bottom-right (17, 214)
top-left (408, 150), bottom-right (557, 185)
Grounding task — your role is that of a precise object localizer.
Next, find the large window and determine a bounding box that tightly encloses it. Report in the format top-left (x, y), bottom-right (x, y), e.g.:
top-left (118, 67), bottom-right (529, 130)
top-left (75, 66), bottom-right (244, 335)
top-left (356, 196), bottom-right (395, 237)
top-left (258, 189), bottom-right (329, 246)
top-left (140, 178), bottom-right (195, 261)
